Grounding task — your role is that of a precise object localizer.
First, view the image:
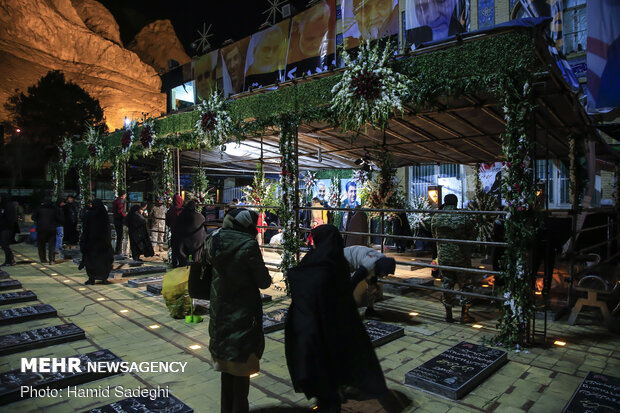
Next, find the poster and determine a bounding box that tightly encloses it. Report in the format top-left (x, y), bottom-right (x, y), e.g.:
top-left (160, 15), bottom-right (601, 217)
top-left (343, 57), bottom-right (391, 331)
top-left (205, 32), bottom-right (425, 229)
top-left (405, 0), bottom-right (469, 49)
top-left (194, 49), bottom-right (219, 101)
top-left (222, 36), bottom-right (251, 96)
top-left (479, 162), bottom-right (502, 194)
top-left (244, 19), bottom-right (291, 90)
top-left (341, 0), bottom-right (399, 49)
top-left (286, 0), bottom-right (336, 79)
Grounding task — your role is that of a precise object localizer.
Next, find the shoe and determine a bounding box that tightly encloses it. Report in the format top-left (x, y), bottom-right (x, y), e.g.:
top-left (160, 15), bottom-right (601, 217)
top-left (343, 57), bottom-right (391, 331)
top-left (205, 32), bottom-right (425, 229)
top-left (445, 306), bottom-right (454, 323)
top-left (460, 305), bottom-right (476, 324)
top-left (101, 279), bottom-right (111, 285)
top-left (1, 261), bottom-right (15, 267)
top-left (84, 280), bottom-right (94, 285)
top-left (49, 260), bottom-right (55, 265)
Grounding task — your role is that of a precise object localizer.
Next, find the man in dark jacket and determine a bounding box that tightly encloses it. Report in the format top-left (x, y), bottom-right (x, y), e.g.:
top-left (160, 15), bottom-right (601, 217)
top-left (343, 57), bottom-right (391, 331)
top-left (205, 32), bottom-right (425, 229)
top-left (62, 195), bottom-right (79, 245)
top-left (0, 195), bottom-right (19, 266)
top-left (206, 208), bottom-right (271, 413)
top-left (112, 191), bottom-right (127, 255)
top-left (33, 197), bottom-right (63, 264)
top-left (165, 195), bottom-right (184, 267)
top-left (176, 200), bottom-right (206, 266)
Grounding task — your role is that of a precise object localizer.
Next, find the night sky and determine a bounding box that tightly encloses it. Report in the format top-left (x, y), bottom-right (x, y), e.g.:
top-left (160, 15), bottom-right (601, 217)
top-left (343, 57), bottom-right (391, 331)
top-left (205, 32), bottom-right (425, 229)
top-left (98, 0), bottom-right (313, 56)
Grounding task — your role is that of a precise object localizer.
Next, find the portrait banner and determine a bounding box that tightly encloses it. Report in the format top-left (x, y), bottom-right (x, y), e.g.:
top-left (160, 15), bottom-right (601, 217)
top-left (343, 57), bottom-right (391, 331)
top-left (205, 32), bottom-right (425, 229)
top-left (405, 0), bottom-right (470, 49)
top-left (244, 19), bottom-right (291, 90)
top-left (194, 49), bottom-right (219, 101)
top-left (341, 0), bottom-right (399, 50)
top-left (286, 0), bottom-right (336, 79)
top-left (222, 36), bottom-right (251, 97)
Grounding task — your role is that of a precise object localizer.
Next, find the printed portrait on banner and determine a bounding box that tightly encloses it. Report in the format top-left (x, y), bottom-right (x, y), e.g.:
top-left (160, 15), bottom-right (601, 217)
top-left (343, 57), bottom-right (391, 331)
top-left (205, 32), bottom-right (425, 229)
top-left (222, 36), bottom-right (251, 97)
top-left (342, 0), bottom-right (399, 49)
top-left (194, 49), bottom-right (219, 101)
top-left (405, 0), bottom-right (470, 49)
top-left (244, 19), bottom-right (291, 90)
top-left (286, 0), bottom-right (336, 79)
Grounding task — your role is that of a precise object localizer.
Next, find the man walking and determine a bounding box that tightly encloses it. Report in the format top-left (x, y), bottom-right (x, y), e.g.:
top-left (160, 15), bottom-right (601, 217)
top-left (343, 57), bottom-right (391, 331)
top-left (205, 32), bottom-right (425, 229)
top-left (33, 197), bottom-right (62, 264)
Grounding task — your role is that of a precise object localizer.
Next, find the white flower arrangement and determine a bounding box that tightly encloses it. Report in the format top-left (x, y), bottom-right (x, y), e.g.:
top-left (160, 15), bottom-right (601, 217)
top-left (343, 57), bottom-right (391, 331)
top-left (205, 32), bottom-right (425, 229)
top-left (195, 92), bottom-right (233, 149)
top-left (59, 137), bottom-right (72, 172)
top-left (83, 124), bottom-right (103, 169)
top-left (140, 118), bottom-right (156, 152)
top-left (331, 40), bottom-right (408, 132)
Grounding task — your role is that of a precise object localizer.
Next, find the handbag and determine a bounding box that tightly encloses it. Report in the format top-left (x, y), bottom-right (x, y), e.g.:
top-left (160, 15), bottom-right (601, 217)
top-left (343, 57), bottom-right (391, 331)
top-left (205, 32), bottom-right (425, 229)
top-left (187, 261), bottom-right (212, 300)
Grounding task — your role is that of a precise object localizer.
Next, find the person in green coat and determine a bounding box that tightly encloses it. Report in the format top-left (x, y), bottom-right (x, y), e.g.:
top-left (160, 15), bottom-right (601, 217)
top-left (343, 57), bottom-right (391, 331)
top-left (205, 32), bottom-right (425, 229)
top-left (431, 194), bottom-right (475, 324)
top-left (206, 208), bottom-right (272, 413)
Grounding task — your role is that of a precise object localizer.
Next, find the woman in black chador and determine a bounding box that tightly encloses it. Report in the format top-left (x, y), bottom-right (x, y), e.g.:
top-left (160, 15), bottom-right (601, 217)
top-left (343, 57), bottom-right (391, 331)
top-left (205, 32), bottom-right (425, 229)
top-left (128, 202), bottom-right (154, 261)
top-left (80, 199), bottom-right (114, 285)
top-left (285, 224), bottom-right (389, 412)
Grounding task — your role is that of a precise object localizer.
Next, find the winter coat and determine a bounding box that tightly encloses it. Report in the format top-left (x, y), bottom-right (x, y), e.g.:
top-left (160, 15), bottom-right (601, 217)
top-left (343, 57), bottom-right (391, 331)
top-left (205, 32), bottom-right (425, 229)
top-left (206, 210), bottom-right (271, 370)
top-left (285, 225), bottom-right (387, 400)
top-left (343, 207), bottom-right (369, 247)
top-left (112, 197), bottom-right (127, 222)
top-left (165, 195), bottom-right (184, 230)
top-left (176, 204), bottom-right (206, 263)
top-left (128, 206), bottom-right (154, 257)
top-left (343, 246), bottom-right (386, 279)
top-left (431, 204), bottom-right (474, 267)
top-left (33, 202), bottom-right (62, 233)
top-left (80, 200), bottom-right (113, 280)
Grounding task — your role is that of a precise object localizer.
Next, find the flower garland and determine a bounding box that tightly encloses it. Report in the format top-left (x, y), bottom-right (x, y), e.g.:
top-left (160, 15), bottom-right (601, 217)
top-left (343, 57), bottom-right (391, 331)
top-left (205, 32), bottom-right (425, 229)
top-left (408, 195), bottom-right (433, 234)
top-left (467, 164), bottom-right (498, 252)
top-left (161, 149), bottom-right (175, 207)
top-left (244, 163), bottom-right (277, 213)
top-left (112, 157), bottom-right (126, 196)
top-left (140, 118), bottom-right (157, 151)
top-left (331, 40), bottom-right (408, 132)
top-left (327, 176), bottom-right (341, 208)
top-left (495, 79), bottom-right (539, 348)
top-left (77, 166), bottom-right (92, 207)
top-left (195, 92), bottom-right (233, 149)
top-left (84, 124), bottom-right (103, 169)
top-left (189, 168), bottom-right (214, 205)
top-left (364, 153), bottom-right (406, 218)
top-left (59, 137), bottom-right (72, 172)
top-left (277, 114), bottom-right (300, 285)
top-left (121, 120), bottom-right (136, 155)
top-left (303, 170), bottom-right (318, 203)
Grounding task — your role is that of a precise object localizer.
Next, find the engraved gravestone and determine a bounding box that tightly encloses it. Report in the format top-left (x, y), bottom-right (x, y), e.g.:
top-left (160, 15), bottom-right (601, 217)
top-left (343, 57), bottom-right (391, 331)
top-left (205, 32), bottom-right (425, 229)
top-left (146, 283), bottom-right (163, 295)
top-left (363, 320), bottom-right (405, 347)
top-left (0, 323), bottom-right (85, 356)
top-left (112, 266), bottom-right (167, 277)
top-left (405, 341), bottom-right (508, 399)
top-left (0, 279), bottom-right (22, 291)
top-left (0, 304), bottom-right (57, 325)
top-left (263, 308), bottom-right (288, 333)
top-left (0, 349), bottom-right (122, 405)
top-left (126, 275), bottom-right (163, 288)
top-left (0, 290), bottom-right (37, 305)
top-left (562, 372), bottom-right (620, 413)
top-left (86, 394), bottom-right (193, 413)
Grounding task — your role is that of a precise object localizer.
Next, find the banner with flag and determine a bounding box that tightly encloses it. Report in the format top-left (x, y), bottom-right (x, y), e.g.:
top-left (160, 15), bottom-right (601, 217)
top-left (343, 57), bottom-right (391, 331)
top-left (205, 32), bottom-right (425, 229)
top-left (587, 0), bottom-right (620, 109)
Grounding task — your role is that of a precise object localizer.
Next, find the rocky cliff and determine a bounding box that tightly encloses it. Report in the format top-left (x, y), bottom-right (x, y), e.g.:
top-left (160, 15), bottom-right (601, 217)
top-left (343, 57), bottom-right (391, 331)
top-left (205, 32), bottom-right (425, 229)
top-left (128, 19), bottom-right (191, 74)
top-left (0, 0), bottom-right (166, 131)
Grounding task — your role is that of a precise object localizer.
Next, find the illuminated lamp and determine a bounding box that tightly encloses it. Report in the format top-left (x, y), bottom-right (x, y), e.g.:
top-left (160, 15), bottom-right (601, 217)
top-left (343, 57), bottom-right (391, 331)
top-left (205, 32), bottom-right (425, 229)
top-left (427, 185), bottom-right (442, 207)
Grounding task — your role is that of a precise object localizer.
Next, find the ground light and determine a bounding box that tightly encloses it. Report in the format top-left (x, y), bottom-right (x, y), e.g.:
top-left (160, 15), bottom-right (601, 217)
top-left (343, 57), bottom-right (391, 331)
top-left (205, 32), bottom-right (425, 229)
top-left (149, 325), bottom-right (161, 329)
top-left (119, 310), bottom-right (129, 313)
top-left (78, 287), bottom-right (86, 291)
top-left (409, 312), bottom-right (419, 316)
top-left (96, 297), bottom-right (105, 301)
top-left (63, 280), bottom-right (70, 283)
top-left (554, 340), bottom-right (567, 346)
top-left (249, 373), bottom-right (259, 378)
top-left (189, 345), bottom-right (201, 350)
top-left (472, 324), bottom-right (483, 329)
top-left (51, 273), bottom-right (58, 275)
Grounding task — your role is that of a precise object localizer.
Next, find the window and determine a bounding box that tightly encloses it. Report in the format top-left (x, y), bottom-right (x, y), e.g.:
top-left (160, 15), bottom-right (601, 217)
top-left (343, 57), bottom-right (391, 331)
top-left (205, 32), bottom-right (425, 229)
top-left (410, 164), bottom-right (464, 201)
top-left (536, 159), bottom-right (571, 208)
top-left (563, 0), bottom-right (586, 54)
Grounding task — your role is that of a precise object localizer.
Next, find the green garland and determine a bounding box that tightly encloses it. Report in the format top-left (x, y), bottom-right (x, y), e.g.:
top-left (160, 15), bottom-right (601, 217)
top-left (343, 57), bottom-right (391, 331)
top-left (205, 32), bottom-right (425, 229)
top-left (277, 114), bottom-right (300, 286)
top-left (568, 134), bottom-right (587, 207)
top-left (77, 165), bottom-right (92, 207)
top-left (112, 157), bottom-right (126, 196)
top-left (161, 149), bottom-right (175, 207)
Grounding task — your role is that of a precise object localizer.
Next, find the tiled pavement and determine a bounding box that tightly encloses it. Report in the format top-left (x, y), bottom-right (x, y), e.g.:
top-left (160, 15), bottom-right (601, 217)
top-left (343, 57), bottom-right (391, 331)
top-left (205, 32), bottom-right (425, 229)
top-left (1, 243), bottom-right (618, 413)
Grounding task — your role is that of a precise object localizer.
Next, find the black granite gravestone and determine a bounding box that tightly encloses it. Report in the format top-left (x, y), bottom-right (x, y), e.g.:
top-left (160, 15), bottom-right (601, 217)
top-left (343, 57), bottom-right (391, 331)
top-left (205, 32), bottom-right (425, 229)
top-left (126, 275), bottom-right (163, 288)
top-left (112, 266), bottom-right (167, 277)
top-left (562, 372), bottom-right (620, 413)
top-left (363, 320), bottom-right (405, 347)
top-left (0, 279), bottom-right (22, 291)
top-left (0, 270), bottom-right (9, 280)
top-left (146, 283), bottom-right (163, 295)
top-left (62, 249), bottom-right (81, 259)
top-left (0, 290), bottom-right (37, 305)
top-left (0, 349), bottom-right (122, 405)
top-left (0, 304), bottom-right (57, 325)
top-left (86, 394), bottom-right (193, 413)
top-left (263, 308), bottom-right (288, 333)
top-left (0, 323), bottom-right (85, 356)
top-left (405, 341), bottom-right (508, 400)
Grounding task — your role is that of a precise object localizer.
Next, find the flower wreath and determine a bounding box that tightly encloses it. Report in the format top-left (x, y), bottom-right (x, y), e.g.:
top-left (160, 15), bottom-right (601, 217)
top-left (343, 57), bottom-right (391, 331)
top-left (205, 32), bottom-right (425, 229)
top-left (84, 124), bottom-right (103, 169)
top-left (121, 120), bottom-right (136, 154)
top-left (331, 40), bottom-right (408, 132)
top-left (195, 92), bottom-right (233, 149)
top-left (140, 118), bottom-right (156, 151)
top-left (59, 137), bottom-right (72, 172)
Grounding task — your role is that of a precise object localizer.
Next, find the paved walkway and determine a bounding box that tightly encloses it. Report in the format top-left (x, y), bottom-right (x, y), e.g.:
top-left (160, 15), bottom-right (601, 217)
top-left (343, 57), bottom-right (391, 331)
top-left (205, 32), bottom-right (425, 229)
top-left (1, 243), bottom-right (619, 413)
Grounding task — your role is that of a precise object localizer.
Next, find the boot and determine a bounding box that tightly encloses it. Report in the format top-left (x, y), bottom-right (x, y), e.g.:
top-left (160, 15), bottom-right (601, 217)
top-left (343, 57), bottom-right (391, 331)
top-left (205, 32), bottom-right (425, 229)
top-left (460, 305), bottom-right (476, 324)
top-left (444, 306), bottom-right (454, 323)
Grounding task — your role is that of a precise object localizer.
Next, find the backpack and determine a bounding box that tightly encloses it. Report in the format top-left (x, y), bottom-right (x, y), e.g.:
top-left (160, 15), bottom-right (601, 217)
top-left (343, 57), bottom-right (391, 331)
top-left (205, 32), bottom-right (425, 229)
top-left (187, 230), bottom-right (216, 300)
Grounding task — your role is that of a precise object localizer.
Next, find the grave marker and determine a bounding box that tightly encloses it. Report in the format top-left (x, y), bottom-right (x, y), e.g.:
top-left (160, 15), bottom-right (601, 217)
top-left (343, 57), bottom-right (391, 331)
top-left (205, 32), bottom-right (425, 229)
top-left (562, 372), bottom-right (620, 413)
top-left (0, 270), bottom-right (9, 280)
top-left (86, 394), bottom-right (193, 413)
top-left (0, 323), bottom-right (85, 356)
top-left (363, 320), bottom-right (405, 347)
top-left (263, 308), bottom-right (288, 333)
top-left (146, 283), bottom-right (163, 295)
top-left (405, 341), bottom-right (508, 399)
top-left (0, 290), bottom-right (37, 305)
top-left (126, 275), bottom-right (163, 288)
top-left (112, 266), bottom-right (167, 277)
top-left (0, 304), bottom-right (57, 325)
top-left (0, 349), bottom-right (122, 405)
top-left (0, 279), bottom-right (22, 291)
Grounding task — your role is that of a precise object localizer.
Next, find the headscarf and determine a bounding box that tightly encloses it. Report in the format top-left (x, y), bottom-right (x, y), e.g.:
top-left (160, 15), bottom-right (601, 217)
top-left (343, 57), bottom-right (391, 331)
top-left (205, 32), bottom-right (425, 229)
top-left (223, 208), bottom-right (259, 237)
top-left (298, 225), bottom-right (350, 286)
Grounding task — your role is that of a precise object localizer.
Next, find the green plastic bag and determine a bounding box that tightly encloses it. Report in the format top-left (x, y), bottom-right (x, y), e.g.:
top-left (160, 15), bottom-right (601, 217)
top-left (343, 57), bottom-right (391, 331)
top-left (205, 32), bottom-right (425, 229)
top-left (162, 266), bottom-right (192, 319)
